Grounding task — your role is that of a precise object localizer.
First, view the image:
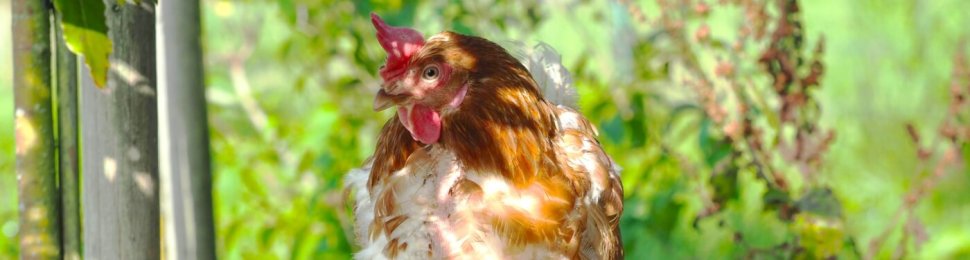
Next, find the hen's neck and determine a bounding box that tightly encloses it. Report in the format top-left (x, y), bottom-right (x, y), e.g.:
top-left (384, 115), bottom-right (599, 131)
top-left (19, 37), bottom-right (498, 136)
top-left (440, 64), bottom-right (561, 182)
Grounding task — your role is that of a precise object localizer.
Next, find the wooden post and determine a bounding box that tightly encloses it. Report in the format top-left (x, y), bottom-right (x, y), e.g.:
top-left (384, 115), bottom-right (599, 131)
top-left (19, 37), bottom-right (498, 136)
top-left (54, 9), bottom-right (82, 260)
top-left (12, 0), bottom-right (62, 258)
top-left (80, 1), bottom-right (159, 258)
top-left (157, 0), bottom-right (216, 258)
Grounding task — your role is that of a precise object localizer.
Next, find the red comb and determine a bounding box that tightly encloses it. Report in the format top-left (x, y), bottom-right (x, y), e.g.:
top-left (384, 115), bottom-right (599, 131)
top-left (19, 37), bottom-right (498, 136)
top-left (371, 13), bottom-right (424, 82)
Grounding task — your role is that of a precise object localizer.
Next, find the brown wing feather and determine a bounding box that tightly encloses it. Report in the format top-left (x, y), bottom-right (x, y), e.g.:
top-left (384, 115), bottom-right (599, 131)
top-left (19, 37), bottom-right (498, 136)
top-left (553, 106), bottom-right (624, 260)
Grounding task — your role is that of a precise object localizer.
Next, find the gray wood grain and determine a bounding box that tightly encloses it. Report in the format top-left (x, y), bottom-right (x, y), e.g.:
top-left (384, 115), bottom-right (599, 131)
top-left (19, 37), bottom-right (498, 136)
top-left (55, 14), bottom-right (82, 260)
top-left (81, 1), bottom-right (159, 259)
top-left (157, 0), bottom-right (216, 258)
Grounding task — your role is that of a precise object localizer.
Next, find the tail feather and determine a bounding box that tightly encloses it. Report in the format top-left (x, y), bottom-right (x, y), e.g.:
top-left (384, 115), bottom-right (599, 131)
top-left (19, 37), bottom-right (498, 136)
top-left (345, 160), bottom-right (375, 246)
top-left (505, 41), bottom-right (578, 108)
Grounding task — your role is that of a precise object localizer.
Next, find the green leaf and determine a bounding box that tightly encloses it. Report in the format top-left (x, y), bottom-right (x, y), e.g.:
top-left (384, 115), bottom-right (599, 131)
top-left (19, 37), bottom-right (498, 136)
top-left (795, 187), bottom-right (842, 218)
top-left (643, 183), bottom-right (683, 241)
top-left (762, 186), bottom-right (792, 214)
top-left (601, 115), bottom-right (624, 144)
top-left (53, 0), bottom-right (112, 88)
top-left (698, 118), bottom-right (732, 167)
top-left (278, 0), bottom-right (296, 25)
top-left (794, 213), bottom-right (845, 258)
top-left (710, 167), bottom-right (739, 204)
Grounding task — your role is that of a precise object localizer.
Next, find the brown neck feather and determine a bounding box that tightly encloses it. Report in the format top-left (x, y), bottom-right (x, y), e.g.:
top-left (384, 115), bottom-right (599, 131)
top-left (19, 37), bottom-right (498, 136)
top-left (369, 115), bottom-right (420, 190)
top-left (440, 34), bottom-right (562, 182)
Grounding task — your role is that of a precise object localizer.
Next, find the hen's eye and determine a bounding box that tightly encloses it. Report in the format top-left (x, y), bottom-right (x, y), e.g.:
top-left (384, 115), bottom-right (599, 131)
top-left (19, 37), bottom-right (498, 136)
top-left (422, 65), bottom-right (439, 80)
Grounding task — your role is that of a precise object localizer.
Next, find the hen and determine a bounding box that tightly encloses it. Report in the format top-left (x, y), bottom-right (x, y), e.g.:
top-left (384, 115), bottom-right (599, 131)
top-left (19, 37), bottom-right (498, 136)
top-left (345, 14), bottom-right (623, 259)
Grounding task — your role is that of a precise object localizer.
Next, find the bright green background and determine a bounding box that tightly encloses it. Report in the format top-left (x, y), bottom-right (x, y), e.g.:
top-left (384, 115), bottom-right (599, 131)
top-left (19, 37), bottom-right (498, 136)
top-left (2, 0), bottom-right (969, 258)
top-left (2, 0), bottom-right (19, 255)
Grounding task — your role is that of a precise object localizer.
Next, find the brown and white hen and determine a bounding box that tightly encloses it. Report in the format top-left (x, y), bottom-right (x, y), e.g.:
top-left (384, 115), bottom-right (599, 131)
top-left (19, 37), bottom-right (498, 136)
top-left (345, 14), bottom-right (623, 259)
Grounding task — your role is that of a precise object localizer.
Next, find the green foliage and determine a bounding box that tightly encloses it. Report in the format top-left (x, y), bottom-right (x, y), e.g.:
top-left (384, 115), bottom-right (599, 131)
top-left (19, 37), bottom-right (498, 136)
top-left (51, 0), bottom-right (111, 88)
top-left (0, 3), bottom-right (17, 256)
top-left (794, 213), bottom-right (844, 258)
top-left (2, 0), bottom-right (970, 259)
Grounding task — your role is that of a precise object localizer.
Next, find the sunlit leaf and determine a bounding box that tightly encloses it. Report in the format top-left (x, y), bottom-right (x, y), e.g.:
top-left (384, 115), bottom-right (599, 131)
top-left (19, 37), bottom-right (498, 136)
top-left (53, 0), bottom-right (112, 88)
top-left (278, 0), bottom-right (296, 25)
top-left (794, 213), bottom-right (844, 258)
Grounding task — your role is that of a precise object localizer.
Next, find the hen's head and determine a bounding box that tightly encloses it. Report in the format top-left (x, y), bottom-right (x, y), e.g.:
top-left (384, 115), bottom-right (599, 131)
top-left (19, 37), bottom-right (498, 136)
top-left (371, 14), bottom-right (542, 145)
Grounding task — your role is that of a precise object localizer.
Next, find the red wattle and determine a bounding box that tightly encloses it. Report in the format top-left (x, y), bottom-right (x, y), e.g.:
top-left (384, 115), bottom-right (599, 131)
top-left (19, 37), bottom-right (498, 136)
top-left (407, 104), bottom-right (441, 144)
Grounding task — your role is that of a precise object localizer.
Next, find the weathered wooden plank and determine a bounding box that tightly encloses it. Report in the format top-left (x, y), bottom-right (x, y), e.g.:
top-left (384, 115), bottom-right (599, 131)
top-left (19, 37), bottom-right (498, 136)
top-left (157, 0), bottom-right (216, 258)
top-left (80, 1), bottom-right (159, 259)
top-left (12, 0), bottom-right (62, 258)
top-left (54, 11), bottom-right (81, 260)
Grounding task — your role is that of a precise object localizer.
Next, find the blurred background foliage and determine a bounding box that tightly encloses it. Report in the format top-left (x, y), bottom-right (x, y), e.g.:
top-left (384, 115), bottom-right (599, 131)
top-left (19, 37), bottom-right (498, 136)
top-left (2, 0), bottom-right (970, 259)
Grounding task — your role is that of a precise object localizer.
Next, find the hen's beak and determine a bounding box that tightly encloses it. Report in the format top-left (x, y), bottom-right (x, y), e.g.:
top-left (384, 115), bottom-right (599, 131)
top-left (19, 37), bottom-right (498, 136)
top-left (373, 87), bottom-right (413, 111)
top-left (373, 89), bottom-right (394, 111)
